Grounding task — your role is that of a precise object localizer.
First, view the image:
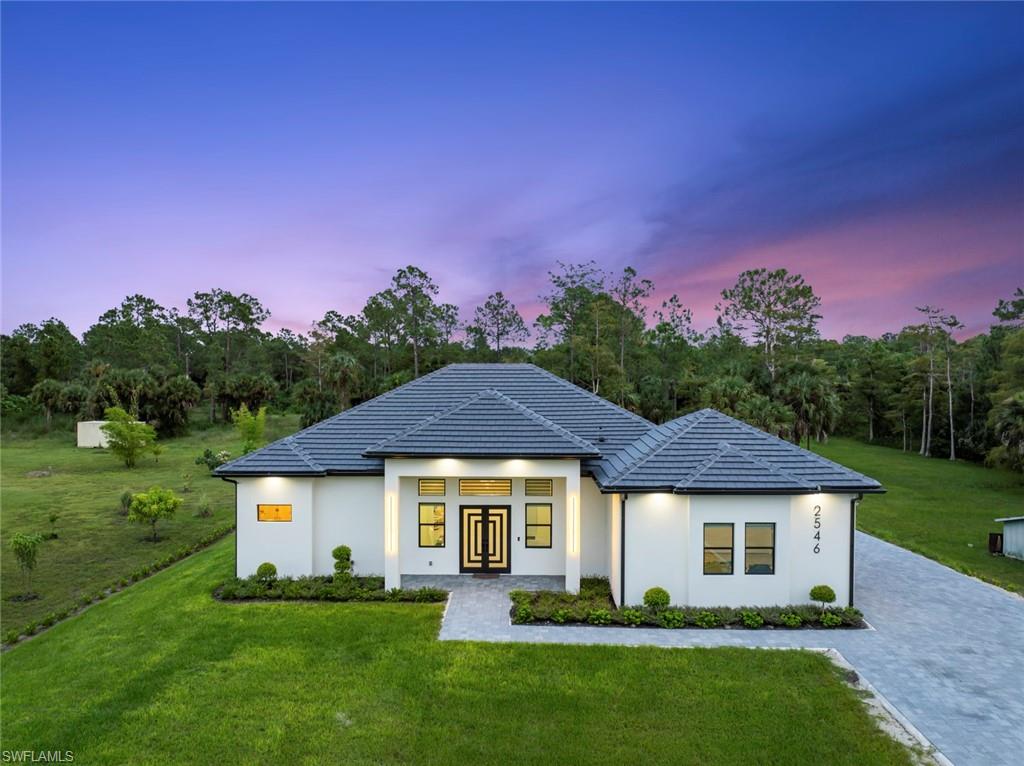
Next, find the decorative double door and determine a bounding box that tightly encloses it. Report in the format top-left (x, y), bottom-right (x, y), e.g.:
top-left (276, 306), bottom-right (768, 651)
top-left (460, 506), bottom-right (511, 574)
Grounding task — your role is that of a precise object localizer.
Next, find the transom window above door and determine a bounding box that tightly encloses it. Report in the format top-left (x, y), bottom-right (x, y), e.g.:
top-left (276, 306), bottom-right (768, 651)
top-left (525, 478), bottom-right (553, 496)
top-left (418, 478), bottom-right (445, 496)
top-left (459, 479), bottom-right (512, 496)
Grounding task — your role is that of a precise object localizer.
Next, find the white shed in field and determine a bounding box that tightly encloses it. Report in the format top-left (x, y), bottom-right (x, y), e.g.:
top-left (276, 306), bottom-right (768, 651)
top-left (995, 516), bottom-right (1024, 561)
top-left (77, 421), bottom-right (110, 448)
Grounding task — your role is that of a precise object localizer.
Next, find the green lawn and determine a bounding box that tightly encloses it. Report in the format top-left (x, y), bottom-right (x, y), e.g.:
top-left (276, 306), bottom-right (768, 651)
top-left (0, 415), bottom-right (300, 631)
top-left (0, 539), bottom-right (913, 766)
top-left (814, 438), bottom-right (1024, 594)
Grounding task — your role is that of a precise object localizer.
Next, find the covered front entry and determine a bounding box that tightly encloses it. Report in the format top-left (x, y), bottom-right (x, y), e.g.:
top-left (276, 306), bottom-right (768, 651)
top-left (460, 505), bottom-right (511, 573)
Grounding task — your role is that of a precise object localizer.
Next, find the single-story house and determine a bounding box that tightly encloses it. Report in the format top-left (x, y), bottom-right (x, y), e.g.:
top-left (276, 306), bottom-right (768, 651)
top-left (216, 363), bottom-right (882, 607)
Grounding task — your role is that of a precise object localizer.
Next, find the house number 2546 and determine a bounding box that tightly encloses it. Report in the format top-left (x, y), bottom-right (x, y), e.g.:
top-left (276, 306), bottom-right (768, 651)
top-left (812, 505), bottom-right (822, 554)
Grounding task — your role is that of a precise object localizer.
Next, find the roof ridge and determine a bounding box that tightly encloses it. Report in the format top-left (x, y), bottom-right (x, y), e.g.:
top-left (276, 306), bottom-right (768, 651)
top-left (606, 409), bottom-right (712, 485)
top-left (700, 410), bottom-right (879, 487)
top-left (283, 436), bottom-right (324, 472)
top-left (363, 389), bottom-right (491, 452)
top-left (484, 389), bottom-right (599, 454)
top-left (674, 441), bottom-right (815, 491)
top-left (363, 387), bottom-right (600, 456)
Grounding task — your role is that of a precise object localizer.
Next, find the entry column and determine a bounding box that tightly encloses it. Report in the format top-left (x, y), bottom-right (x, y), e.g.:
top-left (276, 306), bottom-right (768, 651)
top-left (565, 471), bottom-right (581, 594)
top-left (384, 465), bottom-right (400, 590)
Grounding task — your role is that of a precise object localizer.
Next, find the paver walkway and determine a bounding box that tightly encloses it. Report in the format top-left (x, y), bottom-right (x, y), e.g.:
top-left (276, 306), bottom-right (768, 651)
top-left (405, 533), bottom-right (1024, 766)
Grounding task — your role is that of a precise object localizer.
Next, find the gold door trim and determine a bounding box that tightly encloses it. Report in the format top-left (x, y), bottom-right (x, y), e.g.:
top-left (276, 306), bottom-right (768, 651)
top-left (460, 505), bottom-right (510, 573)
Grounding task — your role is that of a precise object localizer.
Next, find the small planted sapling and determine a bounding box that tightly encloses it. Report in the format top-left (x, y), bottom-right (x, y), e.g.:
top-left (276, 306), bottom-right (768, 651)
top-left (128, 487), bottom-right (182, 542)
top-left (10, 532), bottom-right (44, 599)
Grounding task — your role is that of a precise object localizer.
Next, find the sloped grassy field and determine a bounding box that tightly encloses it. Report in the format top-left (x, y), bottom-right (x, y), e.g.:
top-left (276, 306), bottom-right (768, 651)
top-left (0, 415), bottom-right (300, 631)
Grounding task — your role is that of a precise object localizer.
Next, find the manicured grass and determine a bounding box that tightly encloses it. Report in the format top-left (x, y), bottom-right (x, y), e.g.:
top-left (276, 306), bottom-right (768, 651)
top-left (0, 540), bottom-right (913, 766)
top-left (814, 438), bottom-right (1024, 594)
top-left (0, 415), bottom-right (300, 630)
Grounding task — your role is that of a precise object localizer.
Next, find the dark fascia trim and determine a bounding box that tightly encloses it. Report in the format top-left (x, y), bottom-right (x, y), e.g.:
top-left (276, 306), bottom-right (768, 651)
top-left (598, 486), bottom-right (884, 495)
top-left (364, 451), bottom-right (598, 459)
top-left (215, 470), bottom-right (327, 478)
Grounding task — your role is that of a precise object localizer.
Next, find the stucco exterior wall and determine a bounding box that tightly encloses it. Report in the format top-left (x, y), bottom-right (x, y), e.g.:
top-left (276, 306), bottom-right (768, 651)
top-left (621, 492), bottom-right (855, 607)
top-left (788, 493), bottom-right (854, 606)
top-left (581, 477), bottom-right (609, 576)
top-left (313, 477), bottom-right (384, 576)
top-left (397, 476), bottom-right (568, 576)
top-left (235, 476), bottom-right (315, 578)
top-left (622, 493), bottom-right (691, 606)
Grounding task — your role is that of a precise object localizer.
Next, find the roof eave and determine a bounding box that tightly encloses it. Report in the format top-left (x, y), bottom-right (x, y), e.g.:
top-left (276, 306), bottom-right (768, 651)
top-left (364, 450), bottom-right (597, 459)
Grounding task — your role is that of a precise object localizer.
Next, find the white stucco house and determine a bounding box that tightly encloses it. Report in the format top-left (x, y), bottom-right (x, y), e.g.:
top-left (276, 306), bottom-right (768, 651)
top-left (216, 363), bottom-right (883, 607)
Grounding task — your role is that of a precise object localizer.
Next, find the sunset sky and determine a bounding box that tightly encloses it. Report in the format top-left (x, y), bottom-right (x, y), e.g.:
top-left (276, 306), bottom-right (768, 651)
top-left (2, 2), bottom-right (1022, 339)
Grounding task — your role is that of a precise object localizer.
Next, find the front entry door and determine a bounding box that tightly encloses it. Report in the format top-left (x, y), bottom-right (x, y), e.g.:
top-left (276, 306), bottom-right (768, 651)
top-left (460, 506), bottom-right (511, 574)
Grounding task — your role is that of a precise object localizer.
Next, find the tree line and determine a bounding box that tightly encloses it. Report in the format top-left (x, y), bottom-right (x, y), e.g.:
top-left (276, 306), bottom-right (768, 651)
top-left (2, 264), bottom-right (1022, 472)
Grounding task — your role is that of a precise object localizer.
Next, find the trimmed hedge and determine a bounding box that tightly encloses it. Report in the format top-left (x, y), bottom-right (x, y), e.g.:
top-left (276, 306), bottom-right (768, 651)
top-left (3, 523), bottom-right (237, 649)
top-left (215, 575), bottom-right (448, 604)
top-left (509, 577), bottom-right (865, 629)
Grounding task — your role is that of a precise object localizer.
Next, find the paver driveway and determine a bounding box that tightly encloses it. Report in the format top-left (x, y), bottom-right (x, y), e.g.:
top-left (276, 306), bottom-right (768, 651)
top-left (406, 533), bottom-right (1024, 766)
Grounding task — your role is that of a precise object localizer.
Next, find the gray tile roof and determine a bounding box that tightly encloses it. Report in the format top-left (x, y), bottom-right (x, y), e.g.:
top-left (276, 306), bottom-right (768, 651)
top-left (215, 364), bottom-right (881, 494)
top-left (363, 389), bottom-right (600, 458)
top-left (596, 409), bottom-right (881, 493)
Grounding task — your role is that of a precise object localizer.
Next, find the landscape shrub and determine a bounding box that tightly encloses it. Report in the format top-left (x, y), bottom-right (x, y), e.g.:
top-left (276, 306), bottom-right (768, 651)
top-left (513, 605), bottom-right (534, 624)
top-left (658, 610), bottom-right (686, 628)
top-left (740, 610), bottom-right (764, 629)
top-left (214, 574), bottom-right (447, 606)
top-left (779, 611), bottom-right (803, 628)
top-left (255, 562), bottom-right (278, 585)
top-left (4, 629), bottom-right (20, 645)
top-left (119, 490), bottom-right (133, 515)
top-left (587, 608), bottom-right (612, 625)
top-left (809, 584), bottom-right (836, 612)
top-left (551, 608), bottom-right (571, 624)
top-left (195, 494), bottom-right (213, 518)
top-left (46, 512), bottom-right (60, 540)
top-left (579, 577), bottom-right (611, 599)
top-left (332, 545), bottom-right (353, 579)
top-left (195, 448), bottom-right (231, 473)
top-left (620, 608), bottom-right (644, 626)
top-left (693, 610), bottom-right (721, 629)
top-left (820, 611), bottom-right (843, 628)
top-left (643, 586), bottom-right (670, 611)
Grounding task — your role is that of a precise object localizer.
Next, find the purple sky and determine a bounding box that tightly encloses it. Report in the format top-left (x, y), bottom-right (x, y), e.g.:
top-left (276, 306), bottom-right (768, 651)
top-left (2, 2), bottom-right (1022, 340)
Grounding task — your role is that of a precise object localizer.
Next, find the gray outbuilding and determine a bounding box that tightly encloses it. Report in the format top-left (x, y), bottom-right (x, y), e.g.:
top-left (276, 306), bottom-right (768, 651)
top-left (995, 516), bottom-right (1024, 560)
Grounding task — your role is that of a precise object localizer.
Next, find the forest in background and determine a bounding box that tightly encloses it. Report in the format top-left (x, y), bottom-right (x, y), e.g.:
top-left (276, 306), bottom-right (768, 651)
top-left (2, 264), bottom-right (1022, 473)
